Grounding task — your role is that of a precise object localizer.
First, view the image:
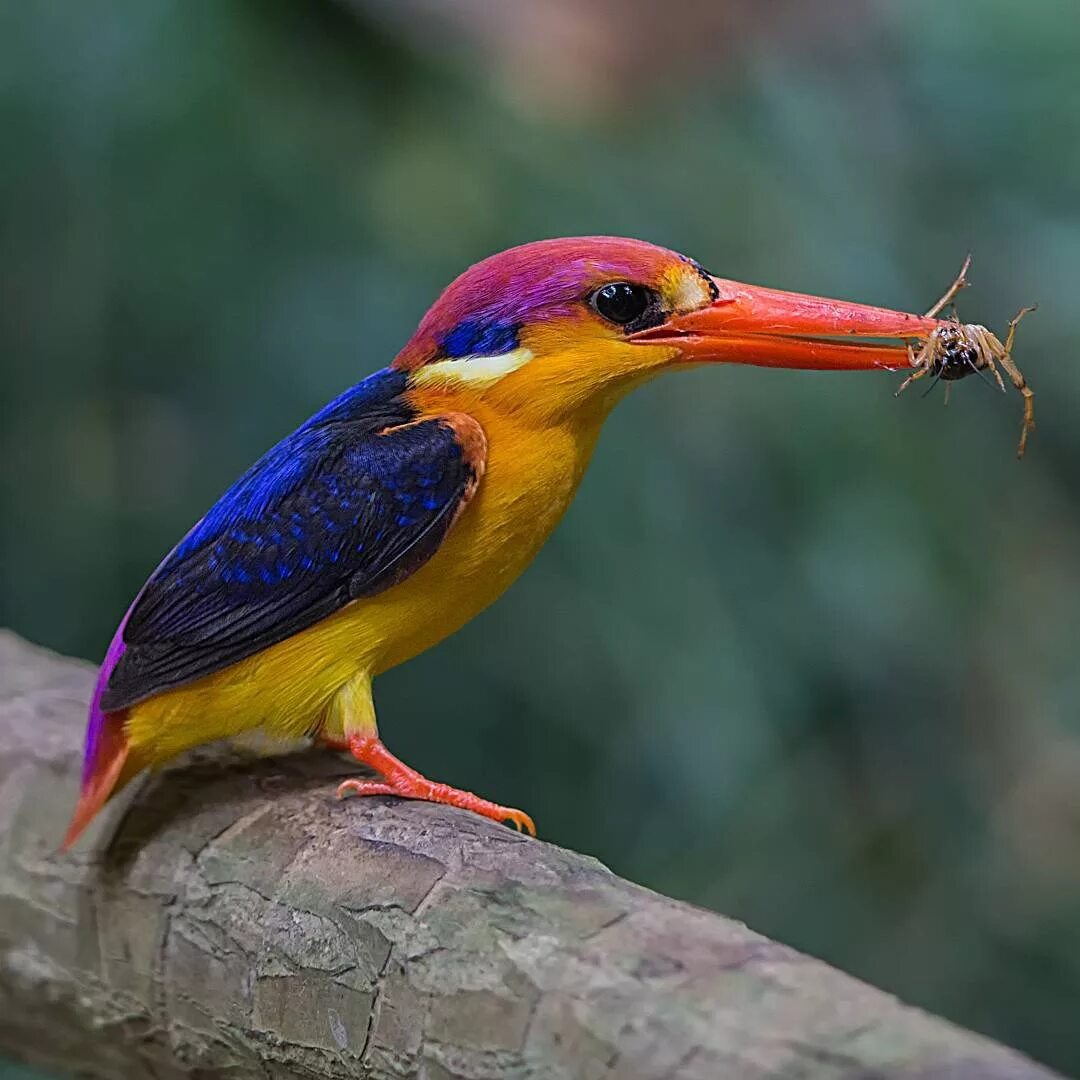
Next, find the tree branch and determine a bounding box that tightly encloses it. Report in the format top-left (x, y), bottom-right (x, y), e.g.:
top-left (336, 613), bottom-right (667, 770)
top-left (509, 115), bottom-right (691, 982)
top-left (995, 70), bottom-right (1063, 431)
top-left (0, 630), bottom-right (1062, 1079)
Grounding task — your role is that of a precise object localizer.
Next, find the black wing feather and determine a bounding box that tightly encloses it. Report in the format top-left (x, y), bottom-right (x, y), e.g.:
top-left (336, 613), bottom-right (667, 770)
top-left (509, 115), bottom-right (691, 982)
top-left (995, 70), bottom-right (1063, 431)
top-left (102, 370), bottom-right (480, 710)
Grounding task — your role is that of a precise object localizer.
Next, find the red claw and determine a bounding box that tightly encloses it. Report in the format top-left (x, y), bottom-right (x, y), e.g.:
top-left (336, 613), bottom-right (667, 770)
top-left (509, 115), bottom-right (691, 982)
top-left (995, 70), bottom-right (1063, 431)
top-left (334, 734), bottom-right (536, 836)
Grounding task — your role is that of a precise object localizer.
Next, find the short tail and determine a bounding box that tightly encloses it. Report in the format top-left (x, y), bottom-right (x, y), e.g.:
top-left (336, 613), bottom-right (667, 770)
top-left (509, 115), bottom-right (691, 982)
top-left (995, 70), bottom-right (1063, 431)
top-left (62, 710), bottom-right (141, 849)
top-left (63, 612), bottom-right (140, 850)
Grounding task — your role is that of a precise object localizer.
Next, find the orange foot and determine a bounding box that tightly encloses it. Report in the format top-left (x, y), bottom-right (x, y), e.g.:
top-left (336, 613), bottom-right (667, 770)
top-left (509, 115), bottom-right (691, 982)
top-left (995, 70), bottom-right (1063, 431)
top-left (332, 733), bottom-right (536, 836)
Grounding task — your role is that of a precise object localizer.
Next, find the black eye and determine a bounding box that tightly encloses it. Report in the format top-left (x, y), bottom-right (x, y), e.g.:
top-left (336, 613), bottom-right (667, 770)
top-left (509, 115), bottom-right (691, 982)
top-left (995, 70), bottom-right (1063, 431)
top-left (590, 281), bottom-right (654, 326)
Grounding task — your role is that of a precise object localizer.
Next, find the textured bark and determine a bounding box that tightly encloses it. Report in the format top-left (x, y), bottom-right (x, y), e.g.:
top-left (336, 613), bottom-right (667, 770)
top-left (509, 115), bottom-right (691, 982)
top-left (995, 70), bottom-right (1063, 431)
top-left (0, 630), bottom-right (1063, 1080)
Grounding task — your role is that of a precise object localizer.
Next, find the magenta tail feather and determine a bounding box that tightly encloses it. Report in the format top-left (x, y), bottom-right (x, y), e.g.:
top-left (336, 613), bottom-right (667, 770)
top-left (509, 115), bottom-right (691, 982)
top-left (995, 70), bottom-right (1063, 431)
top-left (82, 609), bottom-right (132, 786)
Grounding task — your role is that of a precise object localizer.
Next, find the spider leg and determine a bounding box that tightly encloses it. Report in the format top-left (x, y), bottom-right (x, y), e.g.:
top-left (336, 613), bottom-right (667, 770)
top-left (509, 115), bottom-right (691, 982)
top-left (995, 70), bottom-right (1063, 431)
top-left (1004, 305), bottom-right (1038, 355)
top-left (921, 372), bottom-right (944, 399)
top-left (966, 358), bottom-right (997, 391)
top-left (924, 254), bottom-right (972, 319)
top-left (896, 366), bottom-right (929, 397)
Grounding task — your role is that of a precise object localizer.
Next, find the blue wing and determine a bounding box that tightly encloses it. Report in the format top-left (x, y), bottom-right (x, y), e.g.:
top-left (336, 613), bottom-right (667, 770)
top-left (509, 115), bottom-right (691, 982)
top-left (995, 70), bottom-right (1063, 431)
top-left (101, 369), bottom-right (483, 710)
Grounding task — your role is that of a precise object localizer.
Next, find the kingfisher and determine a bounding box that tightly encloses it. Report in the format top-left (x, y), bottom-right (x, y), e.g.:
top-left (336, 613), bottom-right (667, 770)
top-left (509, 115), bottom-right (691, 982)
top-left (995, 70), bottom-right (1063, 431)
top-left (65, 236), bottom-right (948, 847)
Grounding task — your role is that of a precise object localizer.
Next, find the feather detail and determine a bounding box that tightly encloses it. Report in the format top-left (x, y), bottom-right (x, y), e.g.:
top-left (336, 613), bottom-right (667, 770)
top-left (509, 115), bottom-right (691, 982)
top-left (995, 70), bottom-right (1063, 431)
top-left (102, 373), bottom-right (484, 710)
top-left (62, 710), bottom-right (135, 850)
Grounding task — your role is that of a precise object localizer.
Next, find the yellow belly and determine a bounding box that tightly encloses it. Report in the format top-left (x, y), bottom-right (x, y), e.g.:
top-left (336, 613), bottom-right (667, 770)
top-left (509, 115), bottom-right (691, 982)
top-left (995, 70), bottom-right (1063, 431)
top-left (124, 401), bottom-right (605, 761)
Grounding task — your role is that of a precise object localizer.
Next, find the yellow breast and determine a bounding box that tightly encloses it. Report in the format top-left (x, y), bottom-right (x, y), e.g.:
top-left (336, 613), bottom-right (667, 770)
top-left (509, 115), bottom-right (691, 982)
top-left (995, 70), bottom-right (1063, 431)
top-left (123, 394), bottom-right (606, 760)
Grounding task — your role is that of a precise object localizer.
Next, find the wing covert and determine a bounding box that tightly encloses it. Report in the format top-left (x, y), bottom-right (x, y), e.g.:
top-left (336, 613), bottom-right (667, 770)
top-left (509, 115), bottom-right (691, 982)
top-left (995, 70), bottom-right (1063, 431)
top-left (102, 386), bottom-right (484, 711)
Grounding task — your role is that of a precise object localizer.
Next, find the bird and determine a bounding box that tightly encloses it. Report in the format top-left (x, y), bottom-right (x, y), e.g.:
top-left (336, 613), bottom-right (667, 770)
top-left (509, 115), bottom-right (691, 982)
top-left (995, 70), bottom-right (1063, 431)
top-left (64, 236), bottom-right (945, 848)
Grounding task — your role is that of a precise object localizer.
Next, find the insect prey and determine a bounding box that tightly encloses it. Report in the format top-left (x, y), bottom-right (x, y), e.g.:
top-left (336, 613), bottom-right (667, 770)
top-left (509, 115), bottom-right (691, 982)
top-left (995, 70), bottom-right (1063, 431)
top-left (895, 255), bottom-right (1037, 458)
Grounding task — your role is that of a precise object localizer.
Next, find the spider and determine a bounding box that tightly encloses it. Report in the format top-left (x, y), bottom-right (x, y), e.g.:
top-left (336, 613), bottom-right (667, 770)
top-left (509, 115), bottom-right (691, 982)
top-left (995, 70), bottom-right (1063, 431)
top-left (896, 255), bottom-right (1037, 457)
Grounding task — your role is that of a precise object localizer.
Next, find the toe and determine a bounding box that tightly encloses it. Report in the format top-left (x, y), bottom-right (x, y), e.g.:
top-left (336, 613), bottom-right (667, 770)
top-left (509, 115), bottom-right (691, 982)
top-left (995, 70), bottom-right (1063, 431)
top-left (336, 779), bottom-right (397, 799)
top-left (504, 808), bottom-right (537, 836)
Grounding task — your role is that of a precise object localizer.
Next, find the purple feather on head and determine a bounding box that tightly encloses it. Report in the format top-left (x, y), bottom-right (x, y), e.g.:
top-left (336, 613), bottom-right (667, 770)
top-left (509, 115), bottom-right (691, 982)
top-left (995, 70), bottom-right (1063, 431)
top-left (392, 236), bottom-right (685, 370)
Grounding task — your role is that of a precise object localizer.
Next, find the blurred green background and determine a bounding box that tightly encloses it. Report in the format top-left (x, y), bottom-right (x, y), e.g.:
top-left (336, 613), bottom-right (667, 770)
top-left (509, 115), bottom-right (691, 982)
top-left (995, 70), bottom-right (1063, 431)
top-left (2, 0), bottom-right (1079, 1076)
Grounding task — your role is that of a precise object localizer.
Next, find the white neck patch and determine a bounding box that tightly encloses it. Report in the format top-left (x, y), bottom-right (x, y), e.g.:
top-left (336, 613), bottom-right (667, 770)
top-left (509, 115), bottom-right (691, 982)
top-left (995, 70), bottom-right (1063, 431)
top-left (411, 346), bottom-right (535, 388)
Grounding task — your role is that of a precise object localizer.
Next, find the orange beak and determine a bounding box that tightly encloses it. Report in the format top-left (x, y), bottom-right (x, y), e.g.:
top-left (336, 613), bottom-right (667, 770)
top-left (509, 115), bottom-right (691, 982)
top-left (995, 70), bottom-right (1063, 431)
top-left (630, 275), bottom-right (943, 371)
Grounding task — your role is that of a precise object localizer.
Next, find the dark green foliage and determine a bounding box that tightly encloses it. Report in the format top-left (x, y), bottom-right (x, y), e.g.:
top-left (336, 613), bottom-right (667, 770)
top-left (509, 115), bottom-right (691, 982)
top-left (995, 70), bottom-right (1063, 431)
top-left (2, 1), bottom-right (1079, 1075)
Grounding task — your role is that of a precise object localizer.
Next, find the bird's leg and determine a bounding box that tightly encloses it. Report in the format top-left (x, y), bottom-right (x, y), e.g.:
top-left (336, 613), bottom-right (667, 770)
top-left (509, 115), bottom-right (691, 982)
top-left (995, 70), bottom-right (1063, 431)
top-left (336, 734), bottom-right (536, 835)
top-left (323, 671), bottom-right (535, 835)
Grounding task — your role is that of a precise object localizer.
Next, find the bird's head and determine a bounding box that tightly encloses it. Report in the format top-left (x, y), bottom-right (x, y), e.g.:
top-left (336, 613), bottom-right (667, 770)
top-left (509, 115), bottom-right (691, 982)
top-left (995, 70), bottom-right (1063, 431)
top-left (393, 237), bottom-right (941, 426)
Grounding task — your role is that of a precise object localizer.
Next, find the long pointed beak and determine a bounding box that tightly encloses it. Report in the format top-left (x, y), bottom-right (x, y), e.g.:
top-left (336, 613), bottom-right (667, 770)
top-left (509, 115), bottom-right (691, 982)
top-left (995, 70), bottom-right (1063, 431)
top-left (630, 276), bottom-right (944, 371)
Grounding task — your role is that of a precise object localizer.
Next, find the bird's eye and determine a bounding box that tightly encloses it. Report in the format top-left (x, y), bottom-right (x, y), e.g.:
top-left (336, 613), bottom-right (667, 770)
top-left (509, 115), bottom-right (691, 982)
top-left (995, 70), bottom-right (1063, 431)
top-left (589, 281), bottom-right (655, 327)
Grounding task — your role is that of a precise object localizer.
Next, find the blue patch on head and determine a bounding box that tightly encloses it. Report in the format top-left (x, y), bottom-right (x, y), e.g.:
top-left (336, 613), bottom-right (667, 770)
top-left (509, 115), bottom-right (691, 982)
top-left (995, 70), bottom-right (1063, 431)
top-left (440, 319), bottom-right (519, 358)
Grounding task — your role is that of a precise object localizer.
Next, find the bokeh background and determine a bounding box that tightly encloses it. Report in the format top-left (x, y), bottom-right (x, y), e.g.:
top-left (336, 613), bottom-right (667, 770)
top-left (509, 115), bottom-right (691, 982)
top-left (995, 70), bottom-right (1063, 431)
top-left (3, 1), bottom-right (1080, 1076)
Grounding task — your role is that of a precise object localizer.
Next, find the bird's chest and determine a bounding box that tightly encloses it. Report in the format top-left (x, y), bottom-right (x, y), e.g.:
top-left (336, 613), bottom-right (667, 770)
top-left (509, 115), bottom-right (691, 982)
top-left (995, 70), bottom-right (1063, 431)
top-left (460, 421), bottom-right (594, 577)
top-left (362, 413), bottom-right (602, 673)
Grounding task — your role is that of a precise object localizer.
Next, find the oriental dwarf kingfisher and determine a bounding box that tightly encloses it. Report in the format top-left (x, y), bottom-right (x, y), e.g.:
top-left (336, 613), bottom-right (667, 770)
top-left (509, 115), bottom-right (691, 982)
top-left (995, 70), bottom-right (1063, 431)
top-left (64, 236), bottom-right (949, 848)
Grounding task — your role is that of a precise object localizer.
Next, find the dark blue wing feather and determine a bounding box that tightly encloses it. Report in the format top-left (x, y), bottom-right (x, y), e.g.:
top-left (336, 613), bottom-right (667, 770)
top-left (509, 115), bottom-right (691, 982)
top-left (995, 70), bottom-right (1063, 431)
top-left (102, 368), bottom-right (481, 710)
